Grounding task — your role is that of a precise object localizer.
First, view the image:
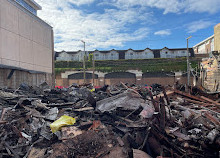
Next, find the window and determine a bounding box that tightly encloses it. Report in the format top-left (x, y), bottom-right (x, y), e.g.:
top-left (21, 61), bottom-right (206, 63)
top-left (165, 52), bottom-right (168, 54)
top-left (15, 0), bottom-right (37, 15)
top-left (182, 51), bottom-right (185, 53)
top-left (111, 54), bottom-right (114, 56)
top-left (95, 54), bottom-right (99, 56)
top-left (130, 53), bottom-right (133, 55)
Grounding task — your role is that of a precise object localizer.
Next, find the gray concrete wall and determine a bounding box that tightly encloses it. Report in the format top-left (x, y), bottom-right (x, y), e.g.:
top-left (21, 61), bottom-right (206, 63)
top-left (0, 68), bottom-right (52, 88)
top-left (0, 0), bottom-right (53, 73)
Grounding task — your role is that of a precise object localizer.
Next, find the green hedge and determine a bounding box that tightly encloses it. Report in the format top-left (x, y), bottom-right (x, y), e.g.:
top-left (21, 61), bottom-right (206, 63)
top-left (55, 58), bottom-right (199, 74)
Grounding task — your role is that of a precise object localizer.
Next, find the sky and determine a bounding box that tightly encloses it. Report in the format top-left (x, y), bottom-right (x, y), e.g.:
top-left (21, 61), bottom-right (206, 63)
top-left (34, 0), bottom-right (220, 51)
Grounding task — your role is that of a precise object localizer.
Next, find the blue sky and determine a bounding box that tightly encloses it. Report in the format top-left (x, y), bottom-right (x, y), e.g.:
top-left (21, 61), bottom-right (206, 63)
top-left (35, 0), bottom-right (220, 51)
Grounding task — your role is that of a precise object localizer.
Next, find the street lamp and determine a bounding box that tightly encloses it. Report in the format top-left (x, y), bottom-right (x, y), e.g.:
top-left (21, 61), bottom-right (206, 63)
top-left (187, 36), bottom-right (192, 91)
top-left (92, 52), bottom-right (95, 85)
top-left (81, 40), bottom-right (86, 83)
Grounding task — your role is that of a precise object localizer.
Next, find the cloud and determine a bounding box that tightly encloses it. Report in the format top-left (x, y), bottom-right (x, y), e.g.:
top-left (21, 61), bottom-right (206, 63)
top-left (184, 0), bottom-right (220, 14)
top-left (154, 29), bottom-right (171, 36)
top-left (100, 0), bottom-right (182, 14)
top-left (101, 0), bottom-right (220, 14)
top-left (186, 20), bottom-right (213, 33)
top-left (68, 0), bottom-right (96, 6)
top-left (34, 0), bottom-right (219, 51)
top-left (35, 0), bottom-right (152, 51)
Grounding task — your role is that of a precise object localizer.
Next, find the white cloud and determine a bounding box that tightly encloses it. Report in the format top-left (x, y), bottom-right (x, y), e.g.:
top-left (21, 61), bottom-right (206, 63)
top-left (34, 0), bottom-right (219, 51)
top-left (184, 0), bottom-right (220, 14)
top-left (186, 20), bottom-right (213, 33)
top-left (35, 0), bottom-right (152, 51)
top-left (68, 0), bottom-right (96, 6)
top-left (101, 0), bottom-right (220, 14)
top-left (100, 0), bottom-right (182, 14)
top-left (154, 29), bottom-right (171, 36)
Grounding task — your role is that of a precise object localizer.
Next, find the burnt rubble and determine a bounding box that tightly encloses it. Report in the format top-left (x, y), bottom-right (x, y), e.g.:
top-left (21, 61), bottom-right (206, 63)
top-left (0, 83), bottom-right (219, 158)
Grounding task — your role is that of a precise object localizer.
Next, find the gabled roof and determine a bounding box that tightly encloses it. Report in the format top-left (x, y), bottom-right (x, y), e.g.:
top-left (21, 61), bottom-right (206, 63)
top-left (144, 47), bottom-right (152, 51)
top-left (124, 49), bottom-right (135, 53)
top-left (161, 47), bottom-right (169, 50)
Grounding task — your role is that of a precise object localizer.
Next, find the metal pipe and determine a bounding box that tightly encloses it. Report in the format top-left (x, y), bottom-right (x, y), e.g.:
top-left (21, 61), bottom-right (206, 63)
top-left (92, 53), bottom-right (95, 85)
top-left (81, 40), bottom-right (86, 83)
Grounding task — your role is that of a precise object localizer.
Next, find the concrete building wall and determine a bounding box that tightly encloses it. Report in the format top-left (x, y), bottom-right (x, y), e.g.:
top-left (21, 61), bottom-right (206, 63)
top-left (214, 23), bottom-right (220, 52)
top-left (0, 0), bottom-right (53, 73)
top-left (0, 68), bottom-right (52, 88)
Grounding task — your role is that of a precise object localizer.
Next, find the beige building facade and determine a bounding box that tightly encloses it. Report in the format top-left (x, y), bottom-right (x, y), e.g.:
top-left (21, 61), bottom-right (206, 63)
top-left (0, 0), bottom-right (54, 88)
top-left (214, 23), bottom-right (220, 52)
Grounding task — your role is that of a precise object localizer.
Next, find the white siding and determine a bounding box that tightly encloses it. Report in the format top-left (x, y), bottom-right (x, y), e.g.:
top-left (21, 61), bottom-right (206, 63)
top-left (125, 50), bottom-right (136, 59)
top-left (175, 50), bottom-right (187, 57)
top-left (160, 48), bottom-right (173, 58)
top-left (94, 51), bottom-right (102, 60)
top-left (142, 49), bottom-right (154, 59)
top-left (56, 52), bottom-right (72, 61)
top-left (93, 50), bottom-right (119, 60)
top-left (161, 49), bottom-right (187, 58)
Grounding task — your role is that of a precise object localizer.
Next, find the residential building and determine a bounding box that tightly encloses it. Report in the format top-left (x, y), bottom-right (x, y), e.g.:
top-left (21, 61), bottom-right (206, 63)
top-left (55, 47), bottom-right (193, 61)
top-left (56, 50), bottom-right (89, 61)
top-left (160, 47), bottom-right (189, 58)
top-left (124, 48), bottom-right (154, 59)
top-left (0, 0), bottom-right (54, 88)
top-left (94, 49), bottom-right (119, 60)
top-left (193, 35), bottom-right (214, 54)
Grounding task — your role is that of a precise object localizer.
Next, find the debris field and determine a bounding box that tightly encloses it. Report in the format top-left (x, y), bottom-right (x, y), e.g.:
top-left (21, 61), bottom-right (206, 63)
top-left (0, 82), bottom-right (219, 158)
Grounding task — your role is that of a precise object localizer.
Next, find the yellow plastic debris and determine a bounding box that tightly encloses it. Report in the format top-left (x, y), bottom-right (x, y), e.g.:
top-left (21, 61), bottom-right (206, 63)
top-left (90, 88), bottom-right (95, 92)
top-left (50, 115), bottom-right (76, 133)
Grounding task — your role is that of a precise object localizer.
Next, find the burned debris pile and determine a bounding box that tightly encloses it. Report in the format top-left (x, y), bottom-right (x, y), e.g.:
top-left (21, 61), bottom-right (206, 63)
top-left (0, 83), bottom-right (219, 158)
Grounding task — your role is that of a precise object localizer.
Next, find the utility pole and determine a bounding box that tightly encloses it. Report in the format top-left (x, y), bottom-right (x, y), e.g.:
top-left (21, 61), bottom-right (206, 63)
top-left (81, 40), bottom-right (86, 83)
top-left (92, 53), bottom-right (95, 85)
top-left (187, 36), bottom-right (192, 92)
